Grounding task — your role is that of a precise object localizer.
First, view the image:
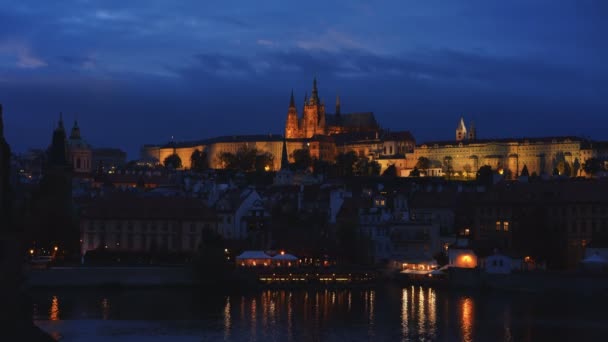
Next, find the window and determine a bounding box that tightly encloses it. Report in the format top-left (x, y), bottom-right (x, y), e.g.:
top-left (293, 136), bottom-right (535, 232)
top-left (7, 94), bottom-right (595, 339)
top-left (503, 222), bottom-right (509, 232)
top-left (127, 234), bottom-right (134, 249)
top-left (495, 221), bottom-right (501, 232)
top-left (227, 216), bottom-right (232, 224)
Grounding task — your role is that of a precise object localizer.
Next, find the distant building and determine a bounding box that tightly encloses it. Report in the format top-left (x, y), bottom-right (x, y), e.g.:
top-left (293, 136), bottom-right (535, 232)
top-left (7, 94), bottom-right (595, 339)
top-left (472, 180), bottom-right (608, 269)
top-left (79, 194), bottom-right (217, 256)
top-left (92, 148), bottom-right (127, 171)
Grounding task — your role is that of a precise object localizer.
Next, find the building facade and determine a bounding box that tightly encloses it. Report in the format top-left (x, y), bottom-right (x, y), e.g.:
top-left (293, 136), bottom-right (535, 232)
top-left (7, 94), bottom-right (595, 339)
top-left (79, 195), bottom-right (218, 256)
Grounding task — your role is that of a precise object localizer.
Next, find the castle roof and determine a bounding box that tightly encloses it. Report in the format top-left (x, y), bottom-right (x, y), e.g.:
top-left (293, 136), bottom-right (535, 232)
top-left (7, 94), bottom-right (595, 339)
top-left (326, 112), bottom-right (379, 130)
top-left (160, 134), bottom-right (284, 148)
top-left (418, 136), bottom-right (590, 148)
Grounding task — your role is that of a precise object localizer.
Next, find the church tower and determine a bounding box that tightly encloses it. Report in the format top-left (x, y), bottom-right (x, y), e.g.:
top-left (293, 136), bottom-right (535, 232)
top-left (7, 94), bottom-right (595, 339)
top-left (456, 116), bottom-right (467, 141)
top-left (285, 90), bottom-right (300, 139)
top-left (69, 119), bottom-right (93, 174)
top-left (49, 113), bottom-right (69, 166)
top-left (467, 120), bottom-right (476, 141)
top-left (302, 77), bottom-right (326, 138)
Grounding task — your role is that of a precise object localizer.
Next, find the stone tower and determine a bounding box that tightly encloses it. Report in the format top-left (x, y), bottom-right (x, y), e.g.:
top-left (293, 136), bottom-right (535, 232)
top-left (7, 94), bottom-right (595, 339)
top-left (456, 117), bottom-right (467, 141)
top-left (467, 120), bottom-right (476, 141)
top-left (302, 77), bottom-right (326, 138)
top-left (285, 90), bottom-right (300, 139)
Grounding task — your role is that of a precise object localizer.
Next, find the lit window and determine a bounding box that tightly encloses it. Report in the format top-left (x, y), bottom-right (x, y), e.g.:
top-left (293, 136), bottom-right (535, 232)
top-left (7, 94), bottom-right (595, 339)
top-left (464, 228), bottom-right (470, 236)
top-left (503, 221), bottom-right (509, 232)
top-left (495, 221), bottom-right (501, 231)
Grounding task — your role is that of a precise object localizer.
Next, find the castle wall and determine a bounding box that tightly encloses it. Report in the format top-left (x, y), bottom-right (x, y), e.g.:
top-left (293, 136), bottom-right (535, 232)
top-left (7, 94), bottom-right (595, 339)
top-left (406, 138), bottom-right (589, 178)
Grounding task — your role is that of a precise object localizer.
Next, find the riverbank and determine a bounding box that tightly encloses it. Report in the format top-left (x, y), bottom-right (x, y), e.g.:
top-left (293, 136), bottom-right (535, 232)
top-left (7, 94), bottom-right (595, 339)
top-left (27, 266), bottom-right (196, 288)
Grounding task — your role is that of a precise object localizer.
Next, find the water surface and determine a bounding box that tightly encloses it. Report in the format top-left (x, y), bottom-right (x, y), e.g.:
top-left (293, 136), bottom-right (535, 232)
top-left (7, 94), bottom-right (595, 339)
top-left (32, 285), bottom-right (607, 341)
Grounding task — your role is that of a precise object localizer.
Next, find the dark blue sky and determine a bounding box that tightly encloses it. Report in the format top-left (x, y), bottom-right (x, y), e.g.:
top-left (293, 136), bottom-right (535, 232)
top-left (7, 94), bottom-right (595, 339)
top-left (1, 1), bottom-right (607, 159)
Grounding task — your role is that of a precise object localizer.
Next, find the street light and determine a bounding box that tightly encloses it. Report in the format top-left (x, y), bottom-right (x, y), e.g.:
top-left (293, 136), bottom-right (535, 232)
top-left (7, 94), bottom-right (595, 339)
top-left (29, 249), bottom-right (34, 256)
top-left (53, 246), bottom-right (59, 252)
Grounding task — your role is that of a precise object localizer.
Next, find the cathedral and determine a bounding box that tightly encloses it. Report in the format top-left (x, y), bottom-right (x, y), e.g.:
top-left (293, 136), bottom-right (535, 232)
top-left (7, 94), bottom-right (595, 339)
top-left (285, 78), bottom-right (379, 139)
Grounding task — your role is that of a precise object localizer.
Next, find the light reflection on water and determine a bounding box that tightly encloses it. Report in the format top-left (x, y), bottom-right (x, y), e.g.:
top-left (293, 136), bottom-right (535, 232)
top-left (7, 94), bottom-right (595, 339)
top-left (31, 286), bottom-right (608, 341)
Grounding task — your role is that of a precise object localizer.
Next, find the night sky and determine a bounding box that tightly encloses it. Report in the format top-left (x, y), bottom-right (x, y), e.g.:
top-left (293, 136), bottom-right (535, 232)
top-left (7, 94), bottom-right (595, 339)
top-left (1, 1), bottom-right (606, 158)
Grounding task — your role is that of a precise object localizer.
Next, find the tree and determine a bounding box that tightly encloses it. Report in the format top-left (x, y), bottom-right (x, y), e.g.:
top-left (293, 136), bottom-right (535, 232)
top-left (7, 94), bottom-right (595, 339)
top-left (354, 158), bottom-right (381, 176)
top-left (476, 165), bottom-right (493, 186)
top-left (190, 149), bottom-right (208, 172)
top-left (382, 164), bottom-right (398, 177)
top-left (217, 146), bottom-right (258, 171)
top-left (292, 149), bottom-right (312, 170)
top-left (409, 167), bottom-right (420, 177)
top-left (520, 164), bottom-right (529, 177)
top-left (415, 157), bottom-right (431, 172)
top-left (312, 159), bottom-right (331, 177)
top-left (583, 157), bottom-right (603, 176)
top-left (442, 157), bottom-right (454, 178)
top-left (163, 153), bottom-right (182, 169)
top-left (335, 151), bottom-right (358, 177)
top-left (255, 152), bottom-right (274, 172)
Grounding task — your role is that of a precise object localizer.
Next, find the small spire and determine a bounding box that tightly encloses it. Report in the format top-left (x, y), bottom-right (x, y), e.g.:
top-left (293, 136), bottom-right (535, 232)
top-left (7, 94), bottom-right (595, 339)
top-left (58, 112), bottom-right (64, 129)
top-left (335, 94), bottom-right (341, 116)
top-left (310, 77), bottom-right (319, 104)
top-left (289, 89), bottom-right (295, 108)
top-left (280, 139), bottom-right (289, 170)
top-left (304, 91), bottom-right (308, 106)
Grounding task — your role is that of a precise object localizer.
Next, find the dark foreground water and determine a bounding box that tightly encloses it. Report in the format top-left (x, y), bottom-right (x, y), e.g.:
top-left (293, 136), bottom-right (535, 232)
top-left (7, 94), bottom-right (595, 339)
top-left (32, 285), bottom-right (607, 341)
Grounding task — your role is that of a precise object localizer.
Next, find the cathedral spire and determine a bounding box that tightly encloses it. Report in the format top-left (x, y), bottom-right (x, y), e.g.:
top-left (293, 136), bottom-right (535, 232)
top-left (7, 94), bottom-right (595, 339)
top-left (289, 89), bottom-right (295, 108)
top-left (310, 77), bottom-right (320, 105)
top-left (335, 94), bottom-right (341, 116)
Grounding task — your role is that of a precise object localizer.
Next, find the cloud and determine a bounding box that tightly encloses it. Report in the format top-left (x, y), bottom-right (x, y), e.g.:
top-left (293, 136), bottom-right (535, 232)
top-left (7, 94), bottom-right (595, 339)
top-left (94, 10), bottom-right (135, 22)
top-left (256, 39), bottom-right (275, 47)
top-left (295, 29), bottom-right (366, 53)
top-left (58, 54), bottom-right (97, 69)
top-left (0, 40), bottom-right (47, 69)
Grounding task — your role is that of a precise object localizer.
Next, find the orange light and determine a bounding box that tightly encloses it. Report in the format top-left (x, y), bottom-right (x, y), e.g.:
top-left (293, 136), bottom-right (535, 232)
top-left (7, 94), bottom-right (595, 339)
top-left (280, 250), bottom-right (285, 255)
top-left (53, 246), bottom-right (59, 252)
top-left (462, 255), bottom-right (472, 263)
top-left (252, 261), bottom-right (257, 266)
top-left (29, 249), bottom-right (34, 255)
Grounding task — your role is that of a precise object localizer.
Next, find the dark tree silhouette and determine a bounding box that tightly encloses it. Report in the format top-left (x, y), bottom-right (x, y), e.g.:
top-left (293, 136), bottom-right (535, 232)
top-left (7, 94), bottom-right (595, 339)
top-left (382, 164), bottom-right (398, 177)
top-left (477, 165), bottom-right (494, 186)
top-left (292, 149), bottom-right (313, 170)
top-left (163, 153), bottom-right (182, 169)
top-left (190, 149), bottom-right (208, 172)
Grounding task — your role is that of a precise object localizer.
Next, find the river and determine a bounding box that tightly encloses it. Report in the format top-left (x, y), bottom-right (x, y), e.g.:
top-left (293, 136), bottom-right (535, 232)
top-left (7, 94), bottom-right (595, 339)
top-left (32, 285), bottom-right (607, 341)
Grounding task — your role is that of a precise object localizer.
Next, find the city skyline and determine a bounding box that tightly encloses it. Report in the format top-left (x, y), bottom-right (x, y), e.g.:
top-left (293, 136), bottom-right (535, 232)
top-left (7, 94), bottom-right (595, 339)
top-left (1, 1), bottom-right (607, 158)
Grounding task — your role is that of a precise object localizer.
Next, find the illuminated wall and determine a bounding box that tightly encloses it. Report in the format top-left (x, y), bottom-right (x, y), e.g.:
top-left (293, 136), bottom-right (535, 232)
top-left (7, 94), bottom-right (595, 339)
top-left (405, 138), bottom-right (594, 178)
